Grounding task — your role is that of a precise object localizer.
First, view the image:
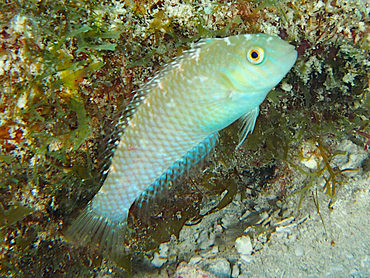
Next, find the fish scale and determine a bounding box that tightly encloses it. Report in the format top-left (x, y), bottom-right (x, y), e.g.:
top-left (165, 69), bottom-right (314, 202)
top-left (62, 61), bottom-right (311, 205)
top-left (92, 84), bottom-right (210, 219)
top-left (67, 33), bottom-right (297, 258)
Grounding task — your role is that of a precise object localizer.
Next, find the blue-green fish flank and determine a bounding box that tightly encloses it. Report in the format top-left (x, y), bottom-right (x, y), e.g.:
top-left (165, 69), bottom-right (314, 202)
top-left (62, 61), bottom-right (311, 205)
top-left (68, 33), bottom-right (297, 257)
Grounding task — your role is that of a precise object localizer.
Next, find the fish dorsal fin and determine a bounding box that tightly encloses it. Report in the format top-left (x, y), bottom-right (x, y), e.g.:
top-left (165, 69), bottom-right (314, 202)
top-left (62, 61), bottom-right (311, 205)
top-left (122, 37), bottom-right (216, 121)
top-left (134, 132), bottom-right (219, 209)
top-left (236, 107), bottom-right (260, 149)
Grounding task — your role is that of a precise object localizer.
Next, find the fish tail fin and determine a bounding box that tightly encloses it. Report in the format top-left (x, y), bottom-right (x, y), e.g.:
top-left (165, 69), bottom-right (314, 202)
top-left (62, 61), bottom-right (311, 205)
top-left (65, 203), bottom-right (128, 261)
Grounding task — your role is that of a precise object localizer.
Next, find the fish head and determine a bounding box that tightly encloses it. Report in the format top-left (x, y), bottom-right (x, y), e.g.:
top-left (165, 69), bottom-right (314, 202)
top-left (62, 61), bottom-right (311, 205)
top-left (219, 33), bottom-right (297, 98)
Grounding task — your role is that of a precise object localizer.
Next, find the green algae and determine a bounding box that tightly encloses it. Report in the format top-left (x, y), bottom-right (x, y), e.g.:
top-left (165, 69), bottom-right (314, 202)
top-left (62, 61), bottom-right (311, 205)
top-left (0, 202), bottom-right (35, 229)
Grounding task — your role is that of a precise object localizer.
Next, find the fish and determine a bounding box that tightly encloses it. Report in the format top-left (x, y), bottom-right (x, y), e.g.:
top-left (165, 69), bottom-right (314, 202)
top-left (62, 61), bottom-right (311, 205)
top-left (67, 33), bottom-right (297, 258)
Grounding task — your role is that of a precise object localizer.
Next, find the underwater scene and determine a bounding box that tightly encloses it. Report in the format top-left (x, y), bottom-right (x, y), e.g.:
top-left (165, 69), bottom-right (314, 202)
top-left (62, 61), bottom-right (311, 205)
top-left (0, 0), bottom-right (370, 277)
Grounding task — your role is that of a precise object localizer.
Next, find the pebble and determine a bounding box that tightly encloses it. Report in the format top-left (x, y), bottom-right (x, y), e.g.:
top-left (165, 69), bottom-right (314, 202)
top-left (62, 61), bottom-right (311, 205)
top-left (151, 242), bottom-right (169, 268)
top-left (295, 244), bottom-right (304, 257)
top-left (201, 258), bottom-right (231, 278)
top-left (201, 246), bottom-right (219, 259)
top-left (231, 264), bottom-right (240, 278)
top-left (189, 256), bottom-right (202, 265)
top-left (173, 262), bottom-right (217, 278)
top-left (329, 263), bottom-right (344, 271)
top-left (151, 251), bottom-right (167, 268)
top-left (361, 255), bottom-right (370, 268)
top-left (239, 254), bottom-right (254, 263)
top-left (235, 235), bottom-right (253, 256)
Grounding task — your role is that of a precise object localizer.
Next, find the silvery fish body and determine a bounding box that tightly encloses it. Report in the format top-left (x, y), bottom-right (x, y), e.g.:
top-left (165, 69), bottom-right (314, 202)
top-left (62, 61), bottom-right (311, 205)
top-left (68, 33), bottom-right (297, 256)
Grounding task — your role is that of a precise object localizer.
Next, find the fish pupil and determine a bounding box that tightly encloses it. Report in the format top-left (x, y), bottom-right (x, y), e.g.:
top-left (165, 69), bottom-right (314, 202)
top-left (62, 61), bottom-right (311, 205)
top-left (251, 51), bottom-right (259, 59)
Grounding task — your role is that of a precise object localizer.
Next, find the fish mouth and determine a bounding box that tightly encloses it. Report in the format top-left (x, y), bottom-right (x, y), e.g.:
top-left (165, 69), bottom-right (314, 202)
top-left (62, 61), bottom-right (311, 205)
top-left (284, 45), bottom-right (298, 66)
top-left (287, 43), bottom-right (299, 59)
top-left (288, 43), bottom-right (298, 56)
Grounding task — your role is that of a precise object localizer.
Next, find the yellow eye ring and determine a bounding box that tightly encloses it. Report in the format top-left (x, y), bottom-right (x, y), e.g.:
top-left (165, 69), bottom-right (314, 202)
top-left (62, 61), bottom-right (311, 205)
top-left (247, 47), bottom-right (264, 64)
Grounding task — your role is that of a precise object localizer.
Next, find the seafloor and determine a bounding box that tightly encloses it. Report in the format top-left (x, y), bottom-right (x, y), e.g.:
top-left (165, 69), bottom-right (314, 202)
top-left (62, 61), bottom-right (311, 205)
top-left (0, 0), bottom-right (369, 277)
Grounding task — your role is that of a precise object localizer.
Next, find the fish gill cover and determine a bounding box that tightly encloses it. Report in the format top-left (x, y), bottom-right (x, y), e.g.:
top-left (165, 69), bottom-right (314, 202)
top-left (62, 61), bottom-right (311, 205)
top-left (0, 0), bottom-right (369, 277)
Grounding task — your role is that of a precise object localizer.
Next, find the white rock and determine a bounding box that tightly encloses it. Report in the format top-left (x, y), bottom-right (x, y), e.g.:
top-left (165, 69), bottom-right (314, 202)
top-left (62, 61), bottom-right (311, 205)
top-left (330, 263), bottom-right (344, 271)
top-left (240, 254), bottom-right (254, 263)
top-left (151, 242), bottom-right (169, 268)
top-left (158, 242), bottom-right (169, 257)
top-left (240, 210), bottom-right (251, 220)
top-left (275, 222), bottom-right (297, 234)
top-left (299, 140), bottom-right (322, 169)
top-left (301, 156), bottom-right (318, 170)
top-left (361, 255), bottom-right (370, 268)
top-left (231, 263), bottom-right (240, 278)
top-left (188, 256), bottom-right (202, 265)
top-left (274, 216), bottom-right (295, 227)
top-left (331, 139), bottom-right (368, 176)
top-left (151, 252), bottom-right (167, 268)
top-left (201, 246), bottom-right (219, 259)
top-left (295, 244), bottom-right (304, 257)
top-left (235, 235), bottom-right (253, 256)
top-left (202, 258), bottom-right (231, 278)
top-left (281, 82), bottom-right (293, 92)
top-left (16, 93), bottom-right (28, 108)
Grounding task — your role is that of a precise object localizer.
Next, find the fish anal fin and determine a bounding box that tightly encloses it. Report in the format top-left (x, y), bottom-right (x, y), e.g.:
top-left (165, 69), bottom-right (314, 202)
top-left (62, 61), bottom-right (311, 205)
top-left (134, 132), bottom-right (219, 211)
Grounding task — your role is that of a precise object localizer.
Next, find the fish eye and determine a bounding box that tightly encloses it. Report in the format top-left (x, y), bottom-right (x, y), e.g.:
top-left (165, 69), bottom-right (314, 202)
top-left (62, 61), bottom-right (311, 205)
top-left (247, 47), bottom-right (264, 64)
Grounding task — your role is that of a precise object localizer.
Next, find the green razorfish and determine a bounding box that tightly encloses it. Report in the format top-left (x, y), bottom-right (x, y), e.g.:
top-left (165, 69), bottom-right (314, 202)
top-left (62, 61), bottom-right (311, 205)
top-left (68, 33), bottom-right (297, 257)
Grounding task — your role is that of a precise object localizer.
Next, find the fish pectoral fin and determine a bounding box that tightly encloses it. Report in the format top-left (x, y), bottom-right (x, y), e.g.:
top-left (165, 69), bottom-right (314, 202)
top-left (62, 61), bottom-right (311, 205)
top-left (236, 107), bottom-right (260, 149)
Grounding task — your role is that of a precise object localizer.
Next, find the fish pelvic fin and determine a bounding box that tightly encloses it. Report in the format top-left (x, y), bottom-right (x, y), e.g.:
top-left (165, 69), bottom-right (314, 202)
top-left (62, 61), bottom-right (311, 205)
top-left (65, 202), bottom-right (129, 262)
top-left (236, 107), bottom-right (259, 149)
